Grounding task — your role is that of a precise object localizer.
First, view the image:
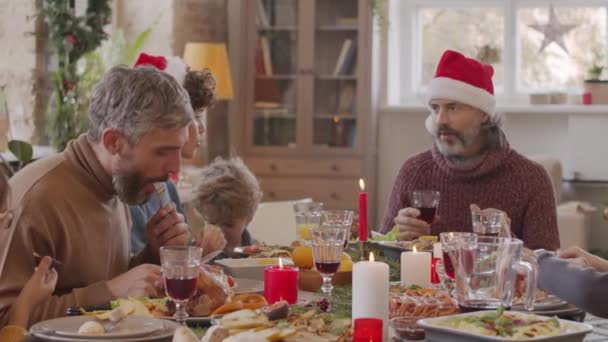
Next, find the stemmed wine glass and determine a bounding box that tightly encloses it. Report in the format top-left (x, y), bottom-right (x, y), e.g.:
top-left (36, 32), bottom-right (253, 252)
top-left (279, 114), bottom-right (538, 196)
top-left (160, 246), bottom-right (202, 325)
top-left (320, 210), bottom-right (354, 249)
top-left (310, 225), bottom-right (348, 310)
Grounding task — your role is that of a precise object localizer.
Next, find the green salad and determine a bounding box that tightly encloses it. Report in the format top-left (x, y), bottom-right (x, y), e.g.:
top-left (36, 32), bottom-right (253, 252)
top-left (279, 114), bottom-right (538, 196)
top-left (372, 225), bottom-right (400, 241)
top-left (436, 306), bottom-right (564, 339)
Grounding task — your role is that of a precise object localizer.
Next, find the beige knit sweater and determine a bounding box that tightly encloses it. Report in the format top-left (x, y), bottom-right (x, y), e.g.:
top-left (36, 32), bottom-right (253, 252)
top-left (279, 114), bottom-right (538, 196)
top-left (0, 135), bottom-right (153, 326)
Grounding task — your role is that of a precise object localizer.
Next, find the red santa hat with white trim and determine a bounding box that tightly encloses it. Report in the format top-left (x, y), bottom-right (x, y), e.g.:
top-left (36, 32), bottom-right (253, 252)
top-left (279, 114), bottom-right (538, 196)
top-left (133, 52), bottom-right (188, 85)
top-left (426, 50), bottom-right (496, 116)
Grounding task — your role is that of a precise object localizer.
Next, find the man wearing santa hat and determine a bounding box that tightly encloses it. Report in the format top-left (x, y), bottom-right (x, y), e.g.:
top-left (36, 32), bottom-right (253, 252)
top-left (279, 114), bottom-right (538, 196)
top-left (381, 50), bottom-right (559, 250)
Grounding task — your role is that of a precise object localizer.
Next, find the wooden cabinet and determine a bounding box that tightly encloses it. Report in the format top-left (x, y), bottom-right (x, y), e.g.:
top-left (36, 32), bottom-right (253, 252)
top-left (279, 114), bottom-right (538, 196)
top-left (237, 0), bottom-right (373, 212)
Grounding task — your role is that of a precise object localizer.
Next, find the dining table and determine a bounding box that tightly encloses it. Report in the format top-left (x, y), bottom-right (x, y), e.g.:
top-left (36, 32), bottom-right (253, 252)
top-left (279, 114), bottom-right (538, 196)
top-left (23, 314), bottom-right (608, 342)
top-left (23, 295), bottom-right (608, 342)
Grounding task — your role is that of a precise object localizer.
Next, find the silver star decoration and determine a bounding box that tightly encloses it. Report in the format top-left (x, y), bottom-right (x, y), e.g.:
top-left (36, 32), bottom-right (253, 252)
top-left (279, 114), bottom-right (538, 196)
top-left (528, 4), bottom-right (577, 54)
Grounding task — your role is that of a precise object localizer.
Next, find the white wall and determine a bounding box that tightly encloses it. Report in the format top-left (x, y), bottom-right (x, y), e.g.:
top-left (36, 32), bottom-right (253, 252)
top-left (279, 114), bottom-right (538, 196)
top-left (114, 0), bottom-right (173, 56)
top-left (0, 0), bottom-right (37, 142)
top-left (376, 108), bottom-right (608, 249)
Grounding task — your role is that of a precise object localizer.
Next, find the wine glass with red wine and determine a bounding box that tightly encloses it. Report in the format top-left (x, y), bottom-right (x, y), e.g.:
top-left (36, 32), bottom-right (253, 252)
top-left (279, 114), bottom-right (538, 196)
top-left (160, 246), bottom-right (202, 325)
top-left (311, 225), bottom-right (349, 310)
top-left (412, 190), bottom-right (440, 224)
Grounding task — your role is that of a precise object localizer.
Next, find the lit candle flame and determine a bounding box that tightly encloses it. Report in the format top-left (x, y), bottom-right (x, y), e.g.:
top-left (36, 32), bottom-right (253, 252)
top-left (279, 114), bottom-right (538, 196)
top-left (359, 178), bottom-right (365, 191)
top-left (413, 246), bottom-right (418, 253)
top-left (279, 257), bottom-right (283, 268)
top-left (369, 252), bottom-right (375, 262)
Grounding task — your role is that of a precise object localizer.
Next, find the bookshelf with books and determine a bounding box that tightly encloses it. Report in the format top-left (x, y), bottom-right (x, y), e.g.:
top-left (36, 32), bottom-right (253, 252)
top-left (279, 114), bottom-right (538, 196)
top-left (313, 0), bottom-right (360, 155)
top-left (238, 0), bottom-right (373, 212)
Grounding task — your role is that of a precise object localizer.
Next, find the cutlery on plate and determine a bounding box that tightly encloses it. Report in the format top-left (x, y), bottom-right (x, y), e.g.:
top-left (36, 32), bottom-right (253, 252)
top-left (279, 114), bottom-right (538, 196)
top-left (200, 249), bottom-right (223, 264)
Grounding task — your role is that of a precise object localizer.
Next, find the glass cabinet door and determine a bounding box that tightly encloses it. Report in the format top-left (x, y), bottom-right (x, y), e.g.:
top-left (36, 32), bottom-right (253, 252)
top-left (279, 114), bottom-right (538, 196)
top-left (252, 0), bottom-right (299, 147)
top-left (313, 0), bottom-right (358, 149)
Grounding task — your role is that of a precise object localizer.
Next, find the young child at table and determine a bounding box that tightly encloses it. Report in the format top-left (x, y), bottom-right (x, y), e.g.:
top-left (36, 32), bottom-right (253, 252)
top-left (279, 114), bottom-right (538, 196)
top-left (0, 173), bottom-right (58, 341)
top-left (192, 157), bottom-right (263, 258)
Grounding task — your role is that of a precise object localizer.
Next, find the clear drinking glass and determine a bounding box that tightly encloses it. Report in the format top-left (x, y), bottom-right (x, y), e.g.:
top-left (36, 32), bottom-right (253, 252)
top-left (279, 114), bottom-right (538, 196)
top-left (436, 232), bottom-right (477, 295)
top-left (471, 210), bottom-right (511, 237)
top-left (320, 210), bottom-right (354, 248)
top-left (294, 202), bottom-right (323, 244)
top-left (412, 190), bottom-right (440, 224)
top-left (160, 246), bottom-right (202, 325)
top-left (310, 226), bottom-right (348, 310)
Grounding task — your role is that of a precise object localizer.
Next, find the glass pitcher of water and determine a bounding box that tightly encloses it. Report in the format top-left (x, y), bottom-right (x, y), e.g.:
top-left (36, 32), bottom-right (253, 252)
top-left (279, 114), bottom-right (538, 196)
top-left (452, 235), bottom-right (537, 311)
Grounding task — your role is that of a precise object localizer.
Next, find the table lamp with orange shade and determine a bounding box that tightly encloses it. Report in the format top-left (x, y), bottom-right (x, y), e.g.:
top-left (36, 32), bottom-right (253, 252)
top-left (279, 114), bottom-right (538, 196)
top-left (183, 42), bottom-right (234, 163)
top-left (183, 42), bottom-right (234, 100)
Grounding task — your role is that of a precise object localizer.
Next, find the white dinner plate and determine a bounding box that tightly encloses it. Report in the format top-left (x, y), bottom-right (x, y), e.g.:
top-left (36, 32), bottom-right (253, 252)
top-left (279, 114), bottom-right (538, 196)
top-left (233, 277), bottom-right (264, 294)
top-left (30, 315), bottom-right (178, 341)
top-left (419, 311), bottom-right (592, 342)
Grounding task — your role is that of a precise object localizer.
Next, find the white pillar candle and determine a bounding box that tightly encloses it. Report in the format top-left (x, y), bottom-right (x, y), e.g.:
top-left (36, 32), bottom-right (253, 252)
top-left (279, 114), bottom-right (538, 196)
top-left (433, 242), bottom-right (442, 259)
top-left (400, 247), bottom-right (432, 287)
top-left (352, 252), bottom-right (389, 333)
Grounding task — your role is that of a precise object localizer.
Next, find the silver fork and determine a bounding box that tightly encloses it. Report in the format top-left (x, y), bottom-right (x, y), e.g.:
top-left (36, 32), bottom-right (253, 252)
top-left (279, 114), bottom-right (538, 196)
top-left (154, 182), bottom-right (195, 245)
top-left (154, 183), bottom-right (169, 206)
top-left (33, 252), bottom-right (63, 268)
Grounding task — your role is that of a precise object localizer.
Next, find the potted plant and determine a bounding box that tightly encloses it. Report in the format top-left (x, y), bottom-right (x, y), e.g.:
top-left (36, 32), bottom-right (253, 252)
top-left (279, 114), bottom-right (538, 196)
top-left (0, 140), bottom-right (34, 177)
top-left (583, 49), bottom-right (608, 104)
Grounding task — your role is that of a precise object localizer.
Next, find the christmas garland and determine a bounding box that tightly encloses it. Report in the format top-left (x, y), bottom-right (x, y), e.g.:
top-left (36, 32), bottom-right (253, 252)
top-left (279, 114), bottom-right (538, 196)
top-left (37, 0), bottom-right (111, 151)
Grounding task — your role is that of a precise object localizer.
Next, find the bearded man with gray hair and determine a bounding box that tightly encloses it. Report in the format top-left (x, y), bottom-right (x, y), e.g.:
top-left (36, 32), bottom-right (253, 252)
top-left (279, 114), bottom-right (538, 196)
top-left (0, 65), bottom-right (193, 326)
top-left (381, 50), bottom-right (559, 251)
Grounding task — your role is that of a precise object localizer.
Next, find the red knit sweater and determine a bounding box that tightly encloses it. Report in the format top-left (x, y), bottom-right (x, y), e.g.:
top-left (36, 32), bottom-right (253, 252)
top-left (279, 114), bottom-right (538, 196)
top-left (381, 140), bottom-right (560, 251)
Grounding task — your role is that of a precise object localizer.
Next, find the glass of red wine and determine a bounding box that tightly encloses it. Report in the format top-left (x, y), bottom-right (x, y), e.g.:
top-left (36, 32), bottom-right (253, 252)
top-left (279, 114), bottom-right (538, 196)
top-left (311, 225), bottom-right (349, 310)
top-left (160, 246), bottom-right (202, 325)
top-left (412, 190), bottom-right (440, 224)
top-left (320, 210), bottom-right (354, 249)
top-left (437, 232), bottom-right (476, 295)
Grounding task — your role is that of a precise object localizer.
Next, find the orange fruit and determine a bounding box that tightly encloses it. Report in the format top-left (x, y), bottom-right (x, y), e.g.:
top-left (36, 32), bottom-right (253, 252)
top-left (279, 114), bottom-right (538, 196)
top-left (338, 258), bottom-right (353, 272)
top-left (292, 246), bottom-right (314, 269)
top-left (341, 252), bottom-right (352, 262)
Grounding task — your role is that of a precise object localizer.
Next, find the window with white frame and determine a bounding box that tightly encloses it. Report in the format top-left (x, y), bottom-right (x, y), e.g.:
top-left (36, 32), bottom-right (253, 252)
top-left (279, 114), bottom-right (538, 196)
top-left (385, 0), bottom-right (608, 106)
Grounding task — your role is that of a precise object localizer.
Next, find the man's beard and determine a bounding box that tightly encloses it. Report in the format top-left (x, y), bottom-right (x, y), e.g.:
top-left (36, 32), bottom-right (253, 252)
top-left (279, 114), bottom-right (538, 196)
top-left (427, 120), bottom-right (481, 158)
top-left (112, 157), bottom-right (169, 205)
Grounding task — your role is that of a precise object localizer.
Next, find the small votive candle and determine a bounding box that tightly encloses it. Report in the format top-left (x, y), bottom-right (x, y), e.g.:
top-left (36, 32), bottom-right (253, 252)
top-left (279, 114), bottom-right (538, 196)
top-left (353, 318), bottom-right (383, 342)
top-left (264, 258), bottom-right (298, 304)
top-left (400, 246), bottom-right (432, 287)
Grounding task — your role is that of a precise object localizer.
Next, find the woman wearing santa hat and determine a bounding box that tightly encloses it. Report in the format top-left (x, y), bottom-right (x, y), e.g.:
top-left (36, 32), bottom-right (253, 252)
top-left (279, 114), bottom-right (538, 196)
top-left (129, 52), bottom-right (226, 259)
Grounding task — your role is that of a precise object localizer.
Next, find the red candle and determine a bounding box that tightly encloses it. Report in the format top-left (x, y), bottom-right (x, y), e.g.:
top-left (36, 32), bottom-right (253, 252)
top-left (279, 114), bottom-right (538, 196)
top-left (264, 258), bottom-right (298, 304)
top-left (431, 258), bottom-right (440, 284)
top-left (359, 179), bottom-right (368, 242)
top-left (353, 318), bottom-right (383, 342)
